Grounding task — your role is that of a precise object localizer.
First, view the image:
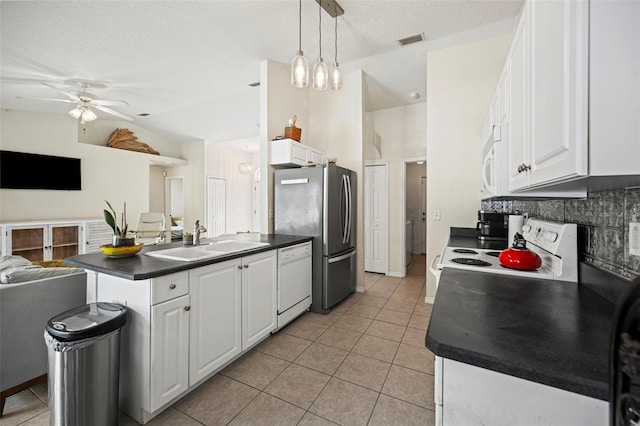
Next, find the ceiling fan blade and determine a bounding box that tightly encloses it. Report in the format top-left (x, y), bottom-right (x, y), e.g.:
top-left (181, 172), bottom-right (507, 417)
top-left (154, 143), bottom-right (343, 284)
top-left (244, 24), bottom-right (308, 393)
top-left (41, 82), bottom-right (79, 101)
top-left (94, 105), bottom-right (135, 121)
top-left (91, 99), bottom-right (129, 107)
top-left (16, 96), bottom-right (76, 103)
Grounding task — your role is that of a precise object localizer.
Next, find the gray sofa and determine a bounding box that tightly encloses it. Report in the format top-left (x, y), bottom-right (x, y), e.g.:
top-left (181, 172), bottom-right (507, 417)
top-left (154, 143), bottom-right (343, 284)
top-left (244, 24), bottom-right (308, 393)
top-left (0, 270), bottom-right (87, 415)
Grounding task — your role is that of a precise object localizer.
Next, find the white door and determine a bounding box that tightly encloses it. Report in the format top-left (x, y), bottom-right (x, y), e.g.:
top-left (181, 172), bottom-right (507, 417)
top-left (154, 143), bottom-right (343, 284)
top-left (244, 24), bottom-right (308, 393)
top-left (189, 260), bottom-right (242, 385)
top-left (207, 177), bottom-right (226, 237)
top-left (364, 164), bottom-right (388, 273)
top-left (241, 251), bottom-right (277, 350)
top-left (150, 295), bottom-right (190, 411)
top-left (420, 176), bottom-right (427, 254)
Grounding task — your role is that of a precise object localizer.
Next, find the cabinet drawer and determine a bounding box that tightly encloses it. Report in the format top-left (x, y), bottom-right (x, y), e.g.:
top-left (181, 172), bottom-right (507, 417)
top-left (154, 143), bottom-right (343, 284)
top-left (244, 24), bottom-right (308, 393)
top-left (151, 271), bottom-right (189, 305)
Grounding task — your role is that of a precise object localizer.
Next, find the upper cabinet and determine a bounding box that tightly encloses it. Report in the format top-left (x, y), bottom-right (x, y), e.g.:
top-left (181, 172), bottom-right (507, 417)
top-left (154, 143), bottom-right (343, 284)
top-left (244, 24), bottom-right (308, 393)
top-left (508, 0), bottom-right (589, 191)
top-left (270, 138), bottom-right (326, 168)
top-left (485, 0), bottom-right (640, 195)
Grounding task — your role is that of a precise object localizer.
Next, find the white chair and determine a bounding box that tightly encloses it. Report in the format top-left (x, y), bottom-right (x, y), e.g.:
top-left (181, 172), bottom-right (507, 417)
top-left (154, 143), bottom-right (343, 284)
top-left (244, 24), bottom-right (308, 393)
top-left (131, 212), bottom-right (166, 245)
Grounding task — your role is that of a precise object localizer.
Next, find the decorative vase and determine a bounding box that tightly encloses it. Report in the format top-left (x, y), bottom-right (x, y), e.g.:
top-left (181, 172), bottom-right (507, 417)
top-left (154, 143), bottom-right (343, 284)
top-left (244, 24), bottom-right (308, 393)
top-left (113, 235), bottom-right (135, 247)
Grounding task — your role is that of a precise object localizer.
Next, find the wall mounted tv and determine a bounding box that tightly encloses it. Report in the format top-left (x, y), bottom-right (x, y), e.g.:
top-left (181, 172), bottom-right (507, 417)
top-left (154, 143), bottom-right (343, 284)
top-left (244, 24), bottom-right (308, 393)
top-left (0, 150), bottom-right (81, 190)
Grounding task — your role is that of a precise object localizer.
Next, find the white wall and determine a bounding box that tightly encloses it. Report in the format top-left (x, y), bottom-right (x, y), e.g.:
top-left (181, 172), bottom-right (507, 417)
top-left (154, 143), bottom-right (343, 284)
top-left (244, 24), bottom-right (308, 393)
top-left (366, 103), bottom-right (427, 275)
top-left (425, 33), bottom-right (512, 300)
top-left (0, 109), bottom-right (205, 230)
top-left (260, 60), bottom-right (310, 233)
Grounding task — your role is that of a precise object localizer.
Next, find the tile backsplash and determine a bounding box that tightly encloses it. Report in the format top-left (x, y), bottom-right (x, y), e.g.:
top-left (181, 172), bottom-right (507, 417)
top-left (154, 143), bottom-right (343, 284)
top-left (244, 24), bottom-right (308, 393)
top-left (481, 188), bottom-right (640, 281)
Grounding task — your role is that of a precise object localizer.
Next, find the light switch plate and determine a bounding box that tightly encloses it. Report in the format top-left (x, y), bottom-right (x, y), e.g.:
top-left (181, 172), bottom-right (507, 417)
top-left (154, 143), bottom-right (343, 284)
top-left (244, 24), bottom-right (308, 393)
top-left (630, 222), bottom-right (640, 257)
top-left (433, 210), bottom-right (441, 221)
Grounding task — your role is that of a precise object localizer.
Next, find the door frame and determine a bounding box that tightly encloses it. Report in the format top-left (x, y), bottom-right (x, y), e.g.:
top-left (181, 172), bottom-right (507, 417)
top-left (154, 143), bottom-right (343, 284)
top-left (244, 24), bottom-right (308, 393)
top-left (165, 176), bottom-right (185, 243)
top-left (364, 160), bottom-right (389, 276)
top-left (402, 156), bottom-right (426, 277)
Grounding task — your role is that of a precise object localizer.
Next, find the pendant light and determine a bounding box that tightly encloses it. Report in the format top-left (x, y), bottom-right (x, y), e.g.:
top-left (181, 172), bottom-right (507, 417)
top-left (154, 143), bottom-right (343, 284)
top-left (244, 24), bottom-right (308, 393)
top-left (312, 0), bottom-right (328, 91)
top-left (330, 15), bottom-right (343, 91)
top-left (291, 0), bottom-right (309, 88)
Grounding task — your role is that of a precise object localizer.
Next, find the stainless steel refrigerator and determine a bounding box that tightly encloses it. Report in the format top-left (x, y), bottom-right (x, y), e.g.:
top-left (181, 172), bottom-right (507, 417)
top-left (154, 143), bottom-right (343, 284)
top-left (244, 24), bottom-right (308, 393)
top-left (274, 164), bottom-right (356, 314)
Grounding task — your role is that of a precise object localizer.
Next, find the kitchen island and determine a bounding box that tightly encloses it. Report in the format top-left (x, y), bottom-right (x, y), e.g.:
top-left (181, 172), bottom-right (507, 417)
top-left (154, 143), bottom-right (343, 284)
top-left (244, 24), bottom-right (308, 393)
top-left (65, 233), bottom-right (312, 424)
top-left (426, 253), bottom-right (613, 425)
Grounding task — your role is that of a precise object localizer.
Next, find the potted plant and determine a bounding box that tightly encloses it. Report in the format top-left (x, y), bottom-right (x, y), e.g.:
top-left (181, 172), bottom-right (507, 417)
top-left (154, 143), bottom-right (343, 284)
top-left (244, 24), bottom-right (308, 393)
top-left (104, 200), bottom-right (135, 247)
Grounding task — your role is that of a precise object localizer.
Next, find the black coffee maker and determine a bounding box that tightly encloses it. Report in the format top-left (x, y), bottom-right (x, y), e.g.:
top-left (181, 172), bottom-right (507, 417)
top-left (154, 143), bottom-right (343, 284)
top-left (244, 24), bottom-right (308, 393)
top-left (476, 211), bottom-right (508, 241)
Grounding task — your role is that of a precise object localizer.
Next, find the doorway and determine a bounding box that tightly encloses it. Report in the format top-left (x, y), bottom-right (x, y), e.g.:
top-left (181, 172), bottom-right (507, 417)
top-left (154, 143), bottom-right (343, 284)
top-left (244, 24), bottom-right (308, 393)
top-left (165, 176), bottom-right (184, 242)
top-left (207, 177), bottom-right (226, 237)
top-left (403, 158), bottom-right (427, 274)
top-left (364, 162), bottom-right (388, 274)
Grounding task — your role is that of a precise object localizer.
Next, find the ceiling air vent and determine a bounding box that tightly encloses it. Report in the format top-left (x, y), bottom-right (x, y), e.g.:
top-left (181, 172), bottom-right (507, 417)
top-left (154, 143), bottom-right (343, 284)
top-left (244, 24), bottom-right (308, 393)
top-left (397, 33), bottom-right (424, 46)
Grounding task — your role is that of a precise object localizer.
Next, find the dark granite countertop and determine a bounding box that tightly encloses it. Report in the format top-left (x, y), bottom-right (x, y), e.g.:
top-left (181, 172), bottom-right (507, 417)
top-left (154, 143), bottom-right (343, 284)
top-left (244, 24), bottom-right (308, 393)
top-left (65, 234), bottom-right (312, 280)
top-left (425, 268), bottom-right (614, 400)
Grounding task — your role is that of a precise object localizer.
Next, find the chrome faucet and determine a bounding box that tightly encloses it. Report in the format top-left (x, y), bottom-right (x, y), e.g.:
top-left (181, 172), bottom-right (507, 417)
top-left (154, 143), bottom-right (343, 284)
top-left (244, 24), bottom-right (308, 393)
top-left (193, 220), bottom-right (207, 246)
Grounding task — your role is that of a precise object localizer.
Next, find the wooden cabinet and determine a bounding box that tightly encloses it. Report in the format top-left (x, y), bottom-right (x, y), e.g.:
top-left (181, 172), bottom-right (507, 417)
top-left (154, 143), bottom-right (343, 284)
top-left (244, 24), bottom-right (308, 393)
top-left (4, 222), bottom-right (81, 261)
top-left (189, 260), bottom-right (242, 385)
top-left (241, 250), bottom-right (277, 350)
top-left (271, 138), bottom-right (326, 167)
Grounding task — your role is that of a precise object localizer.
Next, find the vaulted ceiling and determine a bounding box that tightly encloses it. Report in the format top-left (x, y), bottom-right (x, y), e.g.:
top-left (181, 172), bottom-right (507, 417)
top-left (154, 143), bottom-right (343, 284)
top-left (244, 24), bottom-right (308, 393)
top-left (0, 1), bottom-right (523, 144)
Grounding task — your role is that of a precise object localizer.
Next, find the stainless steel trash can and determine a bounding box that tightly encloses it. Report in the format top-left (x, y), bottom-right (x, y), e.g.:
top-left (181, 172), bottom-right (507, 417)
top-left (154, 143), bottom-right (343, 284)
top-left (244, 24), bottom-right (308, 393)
top-left (44, 302), bottom-right (127, 426)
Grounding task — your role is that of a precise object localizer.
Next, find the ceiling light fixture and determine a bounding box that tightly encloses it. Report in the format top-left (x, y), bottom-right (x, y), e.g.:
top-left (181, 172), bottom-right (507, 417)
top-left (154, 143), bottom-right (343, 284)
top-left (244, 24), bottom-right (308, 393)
top-left (330, 13), bottom-right (342, 91)
top-left (291, 0), bottom-right (309, 88)
top-left (312, 0), bottom-right (328, 91)
top-left (69, 106), bottom-right (97, 124)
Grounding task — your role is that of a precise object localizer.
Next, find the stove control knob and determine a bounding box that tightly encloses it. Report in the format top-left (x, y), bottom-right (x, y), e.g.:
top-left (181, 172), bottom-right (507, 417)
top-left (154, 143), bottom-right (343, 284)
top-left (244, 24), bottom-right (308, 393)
top-left (546, 232), bottom-right (558, 242)
top-left (522, 225), bottom-right (531, 233)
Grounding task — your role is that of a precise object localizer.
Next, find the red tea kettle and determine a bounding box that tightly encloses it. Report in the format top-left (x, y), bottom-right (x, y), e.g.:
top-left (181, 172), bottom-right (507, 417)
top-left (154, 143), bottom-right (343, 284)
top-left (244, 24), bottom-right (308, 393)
top-left (498, 233), bottom-right (542, 271)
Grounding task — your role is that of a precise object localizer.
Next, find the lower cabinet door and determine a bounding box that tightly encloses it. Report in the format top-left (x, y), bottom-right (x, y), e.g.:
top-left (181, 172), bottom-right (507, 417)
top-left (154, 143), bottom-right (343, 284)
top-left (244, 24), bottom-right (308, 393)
top-left (150, 295), bottom-right (190, 412)
top-left (242, 251), bottom-right (277, 350)
top-left (189, 260), bottom-right (242, 385)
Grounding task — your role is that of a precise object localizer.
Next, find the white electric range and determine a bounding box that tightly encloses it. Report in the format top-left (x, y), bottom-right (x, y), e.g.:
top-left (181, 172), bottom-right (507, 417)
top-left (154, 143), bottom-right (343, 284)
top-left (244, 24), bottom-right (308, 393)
top-left (431, 218), bottom-right (578, 286)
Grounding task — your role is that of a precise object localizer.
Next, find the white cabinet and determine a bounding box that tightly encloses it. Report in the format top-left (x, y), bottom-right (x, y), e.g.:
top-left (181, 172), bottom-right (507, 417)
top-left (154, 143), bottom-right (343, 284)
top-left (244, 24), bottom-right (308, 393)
top-left (436, 357), bottom-right (607, 426)
top-left (95, 248), bottom-right (278, 424)
top-left (150, 294), bottom-right (190, 411)
top-left (2, 222), bottom-right (82, 262)
top-left (502, 0), bottom-right (639, 193)
top-left (189, 260), bottom-right (242, 385)
top-left (241, 250), bottom-right (277, 350)
top-left (271, 138), bottom-right (326, 167)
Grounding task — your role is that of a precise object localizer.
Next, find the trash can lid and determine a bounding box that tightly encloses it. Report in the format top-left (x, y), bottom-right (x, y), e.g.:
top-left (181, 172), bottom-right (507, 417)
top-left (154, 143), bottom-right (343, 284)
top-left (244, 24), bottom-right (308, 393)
top-left (46, 302), bottom-right (128, 342)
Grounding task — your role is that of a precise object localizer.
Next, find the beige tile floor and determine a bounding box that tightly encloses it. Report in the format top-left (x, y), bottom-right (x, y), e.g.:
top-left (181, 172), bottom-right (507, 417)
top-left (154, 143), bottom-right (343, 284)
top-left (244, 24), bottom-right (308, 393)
top-left (1, 255), bottom-right (435, 426)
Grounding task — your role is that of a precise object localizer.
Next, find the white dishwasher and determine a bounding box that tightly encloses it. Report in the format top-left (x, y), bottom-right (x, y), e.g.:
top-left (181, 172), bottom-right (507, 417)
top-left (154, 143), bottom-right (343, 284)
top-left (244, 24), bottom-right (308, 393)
top-left (277, 241), bottom-right (312, 330)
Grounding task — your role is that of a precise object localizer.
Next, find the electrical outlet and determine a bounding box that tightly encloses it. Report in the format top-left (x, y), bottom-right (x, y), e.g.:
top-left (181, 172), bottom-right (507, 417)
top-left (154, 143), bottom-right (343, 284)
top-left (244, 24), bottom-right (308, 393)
top-left (269, 209), bottom-right (274, 220)
top-left (630, 222), bottom-right (640, 257)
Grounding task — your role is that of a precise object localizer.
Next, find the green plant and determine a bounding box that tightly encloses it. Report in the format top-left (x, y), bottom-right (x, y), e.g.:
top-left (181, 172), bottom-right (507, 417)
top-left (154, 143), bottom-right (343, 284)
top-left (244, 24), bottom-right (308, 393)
top-left (104, 200), bottom-right (129, 237)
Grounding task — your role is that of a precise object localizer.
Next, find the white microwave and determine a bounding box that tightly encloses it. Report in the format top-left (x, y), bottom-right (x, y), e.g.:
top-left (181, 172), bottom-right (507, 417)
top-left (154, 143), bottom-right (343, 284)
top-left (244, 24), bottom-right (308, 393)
top-left (480, 124), bottom-right (506, 199)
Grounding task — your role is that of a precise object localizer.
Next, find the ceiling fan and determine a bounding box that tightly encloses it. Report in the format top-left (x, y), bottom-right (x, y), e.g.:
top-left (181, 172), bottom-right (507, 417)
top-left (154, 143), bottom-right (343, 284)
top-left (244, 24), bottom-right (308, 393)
top-left (17, 79), bottom-right (134, 124)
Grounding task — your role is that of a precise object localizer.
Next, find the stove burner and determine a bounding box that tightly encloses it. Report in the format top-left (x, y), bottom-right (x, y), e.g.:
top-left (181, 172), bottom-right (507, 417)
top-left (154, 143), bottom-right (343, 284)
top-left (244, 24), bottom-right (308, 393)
top-left (451, 258), bottom-right (492, 267)
top-left (485, 251), bottom-right (502, 257)
top-left (452, 249), bottom-right (479, 255)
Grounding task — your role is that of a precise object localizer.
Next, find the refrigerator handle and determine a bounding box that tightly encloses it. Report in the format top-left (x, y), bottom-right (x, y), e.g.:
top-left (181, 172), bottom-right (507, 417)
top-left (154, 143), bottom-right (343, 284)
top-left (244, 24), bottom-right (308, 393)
top-left (346, 174), bottom-right (352, 243)
top-left (341, 175), bottom-right (348, 244)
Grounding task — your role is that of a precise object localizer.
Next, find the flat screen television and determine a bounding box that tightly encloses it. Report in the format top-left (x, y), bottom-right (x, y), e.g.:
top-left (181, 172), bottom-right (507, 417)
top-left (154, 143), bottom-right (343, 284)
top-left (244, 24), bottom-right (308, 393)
top-left (0, 150), bottom-right (81, 190)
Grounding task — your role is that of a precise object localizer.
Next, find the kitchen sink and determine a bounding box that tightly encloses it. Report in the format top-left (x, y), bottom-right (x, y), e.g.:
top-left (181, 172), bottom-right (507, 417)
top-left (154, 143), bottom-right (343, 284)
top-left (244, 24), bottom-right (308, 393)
top-left (145, 240), bottom-right (269, 262)
top-left (205, 240), bottom-right (269, 252)
top-left (145, 246), bottom-right (225, 262)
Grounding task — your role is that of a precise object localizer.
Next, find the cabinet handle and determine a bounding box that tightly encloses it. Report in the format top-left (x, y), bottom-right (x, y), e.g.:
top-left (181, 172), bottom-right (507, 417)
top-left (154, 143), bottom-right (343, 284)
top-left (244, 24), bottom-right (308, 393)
top-left (169, 284), bottom-right (176, 290)
top-left (517, 163), bottom-right (531, 173)
top-left (184, 306), bottom-right (191, 311)
top-left (244, 264), bottom-right (249, 268)
top-left (238, 265), bottom-right (243, 269)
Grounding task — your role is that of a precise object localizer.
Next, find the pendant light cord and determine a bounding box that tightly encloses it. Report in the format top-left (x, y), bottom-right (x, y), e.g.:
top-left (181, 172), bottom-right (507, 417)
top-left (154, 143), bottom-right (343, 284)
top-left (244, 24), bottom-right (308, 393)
top-left (334, 16), bottom-right (338, 63)
top-left (298, 0), bottom-right (302, 52)
top-left (318, 1), bottom-right (322, 59)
